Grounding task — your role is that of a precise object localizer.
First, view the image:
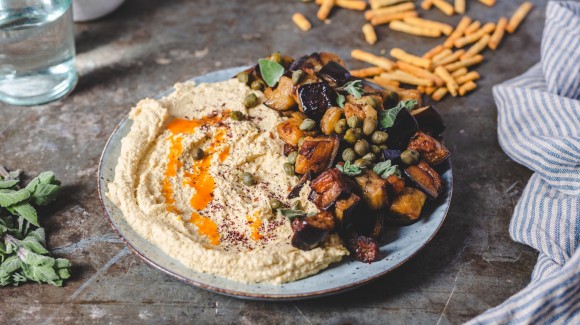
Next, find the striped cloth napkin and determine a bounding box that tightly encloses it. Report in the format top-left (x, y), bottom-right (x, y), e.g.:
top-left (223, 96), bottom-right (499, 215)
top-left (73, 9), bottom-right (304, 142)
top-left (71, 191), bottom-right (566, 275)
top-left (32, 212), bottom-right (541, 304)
top-left (467, 2), bottom-right (580, 324)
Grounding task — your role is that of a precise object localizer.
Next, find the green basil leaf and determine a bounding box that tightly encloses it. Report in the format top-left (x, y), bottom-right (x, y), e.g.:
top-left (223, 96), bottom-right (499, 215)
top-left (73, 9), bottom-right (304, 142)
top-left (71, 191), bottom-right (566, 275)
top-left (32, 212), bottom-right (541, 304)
top-left (0, 255), bottom-right (21, 274)
top-left (0, 180), bottom-right (19, 189)
top-left (258, 59), bottom-right (285, 87)
top-left (21, 234), bottom-right (49, 255)
top-left (30, 183), bottom-right (60, 206)
top-left (373, 160), bottom-right (400, 179)
top-left (280, 209), bottom-right (306, 220)
top-left (336, 93), bottom-right (345, 108)
top-left (0, 189), bottom-right (31, 208)
top-left (10, 203), bottom-right (39, 227)
top-left (378, 99), bottom-right (417, 129)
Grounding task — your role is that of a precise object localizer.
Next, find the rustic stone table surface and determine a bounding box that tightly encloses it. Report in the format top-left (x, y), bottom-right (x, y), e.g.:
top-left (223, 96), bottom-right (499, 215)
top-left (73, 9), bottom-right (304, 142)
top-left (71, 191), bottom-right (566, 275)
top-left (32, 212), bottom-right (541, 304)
top-left (0, 0), bottom-right (547, 324)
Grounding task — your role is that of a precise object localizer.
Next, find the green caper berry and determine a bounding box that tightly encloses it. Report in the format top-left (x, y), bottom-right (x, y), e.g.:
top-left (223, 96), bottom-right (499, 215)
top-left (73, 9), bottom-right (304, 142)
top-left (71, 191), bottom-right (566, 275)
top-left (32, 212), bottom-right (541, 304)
top-left (347, 116), bottom-right (360, 128)
top-left (365, 97), bottom-right (380, 109)
top-left (236, 71), bottom-right (250, 85)
top-left (191, 148), bottom-right (204, 160)
top-left (343, 128), bottom-right (359, 144)
top-left (334, 119), bottom-right (348, 134)
top-left (283, 162), bottom-right (295, 176)
top-left (229, 110), bottom-right (244, 121)
top-left (354, 139), bottom-right (370, 156)
top-left (371, 131), bottom-right (389, 144)
top-left (297, 136), bottom-right (306, 148)
top-left (242, 172), bottom-right (255, 186)
top-left (269, 198), bottom-right (283, 210)
top-left (371, 145), bottom-right (381, 155)
top-left (363, 152), bottom-right (377, 162)
top-left (362, 117), bottom-right (377, 136)
top-left (342, 148), bottom-right (356, 162)
top-left (271, 52), bottom-right (283, 64)
top-left (379, 144), bottom-right (388, 150)
top-left (250, 80), bottom-right (265, 90)
top-left (292, 70), bottom-right (304, 85)
top-left (354, 158), bottom-right (371, 168)
top-left (243, 93), bottom-right (259, 108)
top-left (287, 151), bottom-right (298, 164)
top-left (291, 200), bottom-right (303, 211)
top-left (400, 149), bottom-right (420, 165)
top-left (299, 118), bottom-right (316, 131)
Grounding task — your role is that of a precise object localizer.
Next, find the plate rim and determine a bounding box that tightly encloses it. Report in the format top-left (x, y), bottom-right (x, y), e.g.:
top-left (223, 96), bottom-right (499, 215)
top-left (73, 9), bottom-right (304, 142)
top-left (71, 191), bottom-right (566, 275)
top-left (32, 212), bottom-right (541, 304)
top-left (97, 66), bottom-right (454, 300)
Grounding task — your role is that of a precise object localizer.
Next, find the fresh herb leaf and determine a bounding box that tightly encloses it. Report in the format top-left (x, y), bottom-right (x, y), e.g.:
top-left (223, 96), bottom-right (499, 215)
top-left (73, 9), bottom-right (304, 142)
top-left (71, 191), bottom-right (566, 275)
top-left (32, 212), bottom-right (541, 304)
top-left (30, 184), bottom-right (60, 206)
top-left (10, 202), bottom-right (39, 227)
top-left (0, 180), bottom-right (18, 189)
top-left (373, 160), bottom-right (401, 179)
top-left (336, 161), bottom-right (364, 176)
top-left (341, 80), bottom-right (364, 98)
top-left (280, 209), bottom-right (307, 220)
top-left (336, 93), bottom-right (345, 108)
top-left (0, 189), bottom-right (31, 208)
top-left (378, 99), bottom-right (418, 129)
top-left (258, 58), bottom-right (285, 87)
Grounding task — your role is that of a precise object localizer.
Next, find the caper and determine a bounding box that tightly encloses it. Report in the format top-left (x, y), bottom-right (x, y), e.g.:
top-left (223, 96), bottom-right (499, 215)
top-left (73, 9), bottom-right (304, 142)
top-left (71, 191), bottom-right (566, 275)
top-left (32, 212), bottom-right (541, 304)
top-left (271, 52), bottom-right (283, 64)
top-left (343, 128), bottom-right (360, 144)
top-left (229, 110), bottom-right (244, 121)
top-left (283, 162), bottom-right (295, 176)
top-left (269, 198), bottom-right (283, 210)
top-left (400, 149), bottom-right (420, 165)
top-left (292, 70), bottom-right (304, 85)
top-left (191, 148), bottom-right (204, 160)
top-left (365, 96), bottom-right (380, 110)
top-left (371, 131), bottom-right (389, 144)
top-left (242, 172), bottom-right (255, 186)
top-left (370, 145), bottom-right (381, 155)
top-left (379, 144), bottom-right (388, 150)
top-left (354, 139), bottom-right (370, 156)
top-left (236, 71), bottom-right (250, 85)
top-left (299, 118), bottom-right (316, 131)
top-left (347, 116), bottom-right (361, 128)
top-left (250, 80), bottom-right (265, 90)
top-left (243, 93), bottom-right (259, 108)
top-left (297, 136), bottom-right (306, 148)
top-left (354, 158), bottom-right (371, 168)
top-left (287, 151), bottom-right (298, 164)
top-left (334, 119), bottom-right (348, 134)
top-left (362, 117), bottom-right (377, 136)
top-left (291, 200), bottom-right (303, 210)
top-left (342, 148), bottom-right (356, 162)
top-left (362, 152), bottom-right (377, 162)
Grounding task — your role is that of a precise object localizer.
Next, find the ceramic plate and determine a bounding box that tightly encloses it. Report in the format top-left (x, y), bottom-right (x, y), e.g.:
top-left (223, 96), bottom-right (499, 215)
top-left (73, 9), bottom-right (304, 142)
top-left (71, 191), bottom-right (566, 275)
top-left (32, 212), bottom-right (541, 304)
top-left (98, 67), bottom-right (453, 300)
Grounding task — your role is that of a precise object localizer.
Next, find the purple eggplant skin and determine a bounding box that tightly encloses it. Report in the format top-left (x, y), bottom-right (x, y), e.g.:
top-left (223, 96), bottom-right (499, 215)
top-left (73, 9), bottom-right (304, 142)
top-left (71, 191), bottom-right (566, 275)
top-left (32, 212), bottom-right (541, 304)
top-left (411, 106), bottom-right (445, 138)
top-left (291, 211), bottom-right (335, 250)
top-left (297, 82), bottom-right (334, 120)
top-left (318, 61), bottom-right (351, 87)
top-left (381, 149), bottom-right (402, 165)
top-left (383, 108), bottom-right (419, 150)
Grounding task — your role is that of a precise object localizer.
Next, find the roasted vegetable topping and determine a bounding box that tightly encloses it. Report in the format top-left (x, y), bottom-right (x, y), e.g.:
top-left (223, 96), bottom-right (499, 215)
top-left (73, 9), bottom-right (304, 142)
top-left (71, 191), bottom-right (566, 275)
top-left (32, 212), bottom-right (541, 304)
top-left (297, 82), bottom-right (334, 119)
top-left (407, 131), bottom-right (451, 165)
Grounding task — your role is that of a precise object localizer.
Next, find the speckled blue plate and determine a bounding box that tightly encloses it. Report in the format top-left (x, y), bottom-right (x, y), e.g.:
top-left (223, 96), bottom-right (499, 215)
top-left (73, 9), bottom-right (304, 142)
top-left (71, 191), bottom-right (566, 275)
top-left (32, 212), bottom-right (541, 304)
top-left (98, 67), bottom-right (453, 300)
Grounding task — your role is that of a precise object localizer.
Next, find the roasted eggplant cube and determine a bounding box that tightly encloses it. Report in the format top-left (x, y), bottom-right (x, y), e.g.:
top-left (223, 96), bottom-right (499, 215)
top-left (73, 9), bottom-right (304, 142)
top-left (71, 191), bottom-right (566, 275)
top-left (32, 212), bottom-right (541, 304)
top-left (407, 131), bottom-right (450, 165)
top-left (354, 170), bottom-right (390, 211)
top-left (411, 106), bottom-right (445, 137)
top-left (290, 53), bottom-right (323, 72)
top-left (309, 168), bottom-right (356, 210)
top-left (370, 213), bottom-right (385, 241)
top-left (404, 161), bottom-right (442, 199)
top-left (334, 193), bottom-right (361, 228)
top-left (384, 107), bottom-right (419, 150)
top-left (297, 82), bottom-right (334, 120)
top-left (385, 174), bottom-right (405, 196)
top-left (264, 76), bottom-right (297, 111)
top-left (346, 233), bottom-right (380, 263)
top-left (291, 211), bottom-right (335, 251)
top-left (277, 116), bottom-right (305, 147)
top-left (318, 61), bottom-right (351, 87)
top-left (388, 187), bottom-right (427, 225)
top-left (295, 136), bottom-right (339, 175)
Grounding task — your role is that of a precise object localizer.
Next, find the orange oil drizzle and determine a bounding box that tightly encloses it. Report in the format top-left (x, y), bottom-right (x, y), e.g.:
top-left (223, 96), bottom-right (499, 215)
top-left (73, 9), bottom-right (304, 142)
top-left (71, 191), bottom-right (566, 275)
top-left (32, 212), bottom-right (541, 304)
top-left (190, 212), bottom-right (220, 246)
top-left (247, 214), bottom-right (263, 241)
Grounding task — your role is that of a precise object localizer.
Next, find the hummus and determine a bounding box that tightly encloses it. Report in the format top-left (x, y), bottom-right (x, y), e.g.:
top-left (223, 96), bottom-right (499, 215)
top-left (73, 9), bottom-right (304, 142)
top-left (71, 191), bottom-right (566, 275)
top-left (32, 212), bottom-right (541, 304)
top-left (107, 78), bottom-right (348, 284)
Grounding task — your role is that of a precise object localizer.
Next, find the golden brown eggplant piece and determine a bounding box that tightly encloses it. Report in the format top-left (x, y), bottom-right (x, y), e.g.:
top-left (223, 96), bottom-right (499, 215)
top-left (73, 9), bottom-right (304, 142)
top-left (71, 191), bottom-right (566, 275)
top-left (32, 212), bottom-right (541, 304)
top-left (291, 211), bottom-right (335, 251)
top-left (370, 212), bottom-right (385, 241)
top-left (264, 76), bottom-right (297, 111)
top-left (385, 175), bottom-right (405, 196)
top-left (388, 187), bottom-right (427, 225)
top-left (309, 168), bottom-right (357, 210)
top-left (334, 193), bottom-right (361, 227)
top-left (345, 231), bottom-right (380, 263)
top-left (407, 131), bottom-right (450, 165)
top-left (354, 170), bottom-right (390, 211)
top-left (295, 136), bottom-right (339, 175)
top-left (276, 114), bottom-right (305, 147)
top-left (404, 161), bottom-right (442, 199)
top-left (319, 52), bottom-right (346, 67)
top-left (343, 102), bottom-right (366, 121)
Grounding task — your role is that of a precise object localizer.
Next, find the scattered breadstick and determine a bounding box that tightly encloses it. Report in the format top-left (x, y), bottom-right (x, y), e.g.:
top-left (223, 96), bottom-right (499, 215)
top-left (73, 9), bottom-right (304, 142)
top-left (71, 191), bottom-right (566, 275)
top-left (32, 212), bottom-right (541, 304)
top-left (396, 61), bottom-right (444, 86)
top-left (362, 24), bottom-right (378, 45)
top-left (380, 71), bottom-right (434, 86)
top-left (371, 76), bottom-right (401, 88)
top-left (403, 16), bottom-right (453, 35)
top-left (434, 49), bottom-right (465, 67)
top-left (459, 81), bottom-right (477, 95)
top-left (444, 16), bottom-right (472, 48)
top-left (364, 2), bottom-right (415, 20)
top-left (423, 45), bottom-right (445, 59)
top-left (370, 0), bottom-right (410, 10)
top-left (488, 17), bottom-right (507, 50)
top-left (432, 49), bottom-right (453, 63)
top-left (506, 2), bottom-right (533, 33)
top-left (456, 71), bottom-right (480, 84)
top-left (434, 66), bottom-right (458, 96)
top-left (315, 0), bottom-right (366, 10)
top-left (371, 10), bottom-right (418, 26)
top-left (421, 0), bottom-right (433, 10)
top-left (454, 23), bottom-right (495, 48)
top-left (454, 0), bottom-right (465, 14)
top-left (417, 85), bottom-right (426, 93)
top-left (351, 66), bottom-right (386, 78)
top-left (432, 0), bottom-right (455, 16)
top-left (292, 13), bottom-right (312, 32)
top-left (390, 48), bottom-right (432, 69)
top-left (317, 0), bottom-right (335, 20)
top-left (478, 0), bottom-right (496, 7)
top-left (461, 34), bottom-right (490, 59)
top-left (389, 20), bottom-right (442, 38)
top-left (451, 67), bottom-right (468, 78)
top-left (465, 20), bottom-right (481, 35)
top-left (424, 86), bottom-right (436, 95)
top-left (432, 87), bottom-right (448, 101)
top-left (351, 49), bottom-right (396, 71)
top-left (444, 54), bottom-right (483, 71)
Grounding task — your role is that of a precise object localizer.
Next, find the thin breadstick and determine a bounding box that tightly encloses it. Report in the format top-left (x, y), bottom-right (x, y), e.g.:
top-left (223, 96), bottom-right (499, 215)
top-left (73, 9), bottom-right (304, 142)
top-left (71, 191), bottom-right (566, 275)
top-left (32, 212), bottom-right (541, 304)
top-left (432, 87), bottom-right (448, 101)
top-left (433, 49), bottom-right (465, 67)
top-left (380, 71), bottom-right (434, 86)
top-left (389, 20), bottom-right (442, 38)
top-left (371, 76), bottom-right (401, 88)
top-left (317, 0), bottom-right (335, 21)
top-left (292, 13), bottom-right (312, 32)
top-left (444, 54), bottom-right (483, 71)
top-left (465, 20), bottom-right (481, 35)
top-left (362, 24), bottom-right (378, 45)
top-left (451, 67), bottom-right (468, 78)
top-left (434, 66), bottom-right (458, 96)
top-left (432, 0), bottom-right (454, 16)
top-left (459, 81), bottom-right (477, 95)
top-left (488, 17), bottom-right (507, 50)
top-left (453, 23), bottom-right (495, 48)
top-left (478, 0), bottom-right (496, 7)
top-left (424, 86), bottom-right (436, 95)
top-left (444, 16), bottom-right (472, 48)
top-left (456, 71), bottom-right (480, 84)
top-left (431, 49), bottom-right (453, 63)
top-left (364, 2), bottom-right (415, 20)
top-left (371, 10), bottom-right (418, 26)
top-left (421, 0), bottom-right (433, 10)
top-left (403, 16), bottom-right (453, 35)
top-left (417, 85), bottom-right (426, 93)
top-left (351, 67), bottom-right (386, 78)
top-left (461, 34), bottom-right (490, 59)
top-left (423, 45), bottom-right (446, 59)
top-left (397, 61), bottom-right (444, 87)
top-left (390, 48), bottom-right (432, 69)
top-left (351, 49), bottom-right (396, 71)
top-left (506, 2), bottom-right (533, 33)
top-left (315, 0), bottom-right (366, 10)
top-left (454, 0), bottom-right (465, 14)
top-left (370, 0), bottom-right (409, 10)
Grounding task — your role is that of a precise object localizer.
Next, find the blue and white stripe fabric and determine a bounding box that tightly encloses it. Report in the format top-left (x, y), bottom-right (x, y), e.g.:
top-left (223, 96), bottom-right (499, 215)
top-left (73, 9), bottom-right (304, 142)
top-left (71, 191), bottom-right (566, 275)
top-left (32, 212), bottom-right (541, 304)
top-left (467, 2), bottom-right (580, 324)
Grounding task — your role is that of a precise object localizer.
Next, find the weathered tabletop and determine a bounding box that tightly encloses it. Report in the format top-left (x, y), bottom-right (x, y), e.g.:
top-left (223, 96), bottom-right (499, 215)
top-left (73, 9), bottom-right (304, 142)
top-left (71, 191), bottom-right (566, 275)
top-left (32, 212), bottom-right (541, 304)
top-left (0, 0), bottom-right (547, 324)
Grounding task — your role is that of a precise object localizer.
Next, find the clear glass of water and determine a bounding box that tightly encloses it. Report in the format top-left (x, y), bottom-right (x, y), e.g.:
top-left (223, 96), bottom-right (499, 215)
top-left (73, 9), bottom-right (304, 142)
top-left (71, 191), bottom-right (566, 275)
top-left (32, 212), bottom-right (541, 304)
top-left (0, 0), bottom-right (76, 106)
